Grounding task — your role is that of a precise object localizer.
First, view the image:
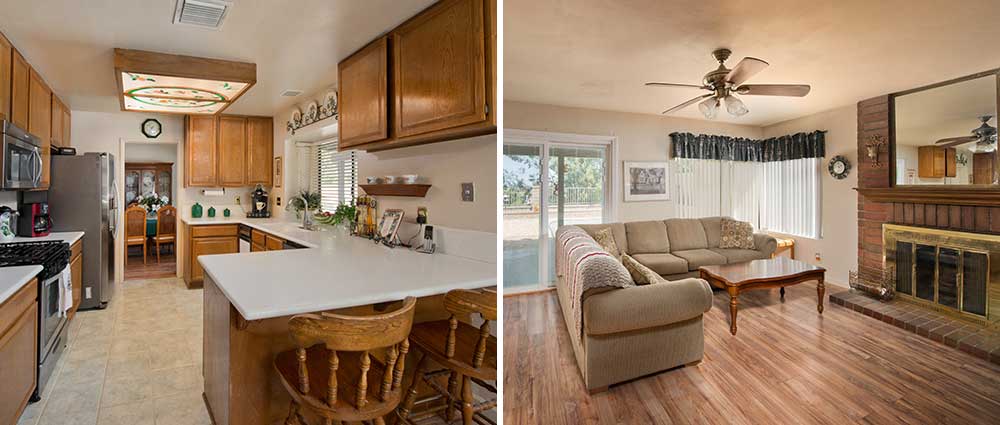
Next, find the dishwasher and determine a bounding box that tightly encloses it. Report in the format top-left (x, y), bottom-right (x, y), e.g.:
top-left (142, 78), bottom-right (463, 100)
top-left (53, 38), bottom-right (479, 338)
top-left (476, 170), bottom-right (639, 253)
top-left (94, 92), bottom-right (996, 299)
top-left (238, 224), bottom-right (252, 253)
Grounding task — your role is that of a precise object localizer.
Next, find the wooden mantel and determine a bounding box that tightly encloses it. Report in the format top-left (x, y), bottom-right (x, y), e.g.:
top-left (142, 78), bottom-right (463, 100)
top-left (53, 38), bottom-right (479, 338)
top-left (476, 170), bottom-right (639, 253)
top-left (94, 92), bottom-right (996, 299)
top-left (855, 187), bottom-right (1000, 207)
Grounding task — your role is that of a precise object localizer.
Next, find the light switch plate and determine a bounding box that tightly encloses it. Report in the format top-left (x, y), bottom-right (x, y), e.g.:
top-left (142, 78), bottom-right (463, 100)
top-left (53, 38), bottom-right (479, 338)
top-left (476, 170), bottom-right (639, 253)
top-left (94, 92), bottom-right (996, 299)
top-left (461, 183), bottom-right (474, 202)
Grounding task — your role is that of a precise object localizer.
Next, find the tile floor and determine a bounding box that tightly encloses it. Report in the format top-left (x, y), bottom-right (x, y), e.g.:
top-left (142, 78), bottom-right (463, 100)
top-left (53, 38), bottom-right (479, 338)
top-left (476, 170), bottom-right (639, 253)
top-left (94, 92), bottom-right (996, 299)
top-left (18, 277), bottom-right (208, 425)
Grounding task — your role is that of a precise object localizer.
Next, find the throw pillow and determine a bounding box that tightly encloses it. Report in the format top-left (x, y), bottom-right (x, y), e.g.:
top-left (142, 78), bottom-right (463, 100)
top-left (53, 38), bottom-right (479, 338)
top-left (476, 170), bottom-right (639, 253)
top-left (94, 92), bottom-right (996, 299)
top-left (622, 254), bottom-right (662, 285)
top-left (720, 218), bottom-right (756, 250)
top-left (593, 227), bottom-right (621, 258)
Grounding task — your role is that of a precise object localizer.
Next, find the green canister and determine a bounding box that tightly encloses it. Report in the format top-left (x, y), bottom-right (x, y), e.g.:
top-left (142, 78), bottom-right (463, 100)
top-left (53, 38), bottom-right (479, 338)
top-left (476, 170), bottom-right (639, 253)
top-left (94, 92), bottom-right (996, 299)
top-left (191, 202), bottom-right (203, 218)
top-left (208, 207), bottom-right (216, 217)
top-left (223, 208), bottom-right (231, 217)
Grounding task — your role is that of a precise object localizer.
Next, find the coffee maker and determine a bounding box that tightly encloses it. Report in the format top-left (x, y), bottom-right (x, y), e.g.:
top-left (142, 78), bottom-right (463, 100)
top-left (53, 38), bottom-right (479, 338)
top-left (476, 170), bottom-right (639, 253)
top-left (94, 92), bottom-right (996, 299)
top-left (18, 202), bottom-right (52, 237)
top-left (247, 184), bottom-right (270, 218)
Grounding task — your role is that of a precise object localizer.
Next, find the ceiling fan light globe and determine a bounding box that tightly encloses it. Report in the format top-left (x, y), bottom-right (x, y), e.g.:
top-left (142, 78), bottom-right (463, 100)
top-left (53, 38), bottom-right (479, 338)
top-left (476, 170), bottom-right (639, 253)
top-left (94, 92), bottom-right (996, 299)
top-left (698, 97), bottom-right (720, 119)
top-left (725, 95), bottom-right (749, 116)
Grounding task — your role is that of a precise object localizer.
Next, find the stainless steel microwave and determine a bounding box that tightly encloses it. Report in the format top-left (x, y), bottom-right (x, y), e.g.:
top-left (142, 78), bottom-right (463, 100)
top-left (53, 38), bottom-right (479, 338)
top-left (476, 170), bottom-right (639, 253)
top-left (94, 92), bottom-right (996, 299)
top-left (1, 120), bottom-right (43, 190)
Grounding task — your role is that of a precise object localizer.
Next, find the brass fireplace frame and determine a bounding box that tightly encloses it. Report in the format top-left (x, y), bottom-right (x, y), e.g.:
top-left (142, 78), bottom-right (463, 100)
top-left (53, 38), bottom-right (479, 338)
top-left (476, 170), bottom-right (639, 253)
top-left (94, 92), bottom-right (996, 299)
top-left (883, 224), bottom-right (1000, 326)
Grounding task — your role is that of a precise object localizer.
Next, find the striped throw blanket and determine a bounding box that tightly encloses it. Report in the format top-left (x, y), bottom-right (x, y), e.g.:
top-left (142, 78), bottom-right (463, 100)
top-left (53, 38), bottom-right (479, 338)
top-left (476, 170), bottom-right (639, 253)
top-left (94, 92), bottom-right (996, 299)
top-left (555, 226), bottom-right (634, 337)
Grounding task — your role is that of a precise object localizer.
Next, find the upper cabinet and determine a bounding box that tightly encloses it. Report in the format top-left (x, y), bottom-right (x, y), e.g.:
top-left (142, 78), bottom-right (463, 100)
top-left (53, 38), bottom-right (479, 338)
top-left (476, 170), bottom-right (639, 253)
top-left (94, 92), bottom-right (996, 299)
top-left (0, 33), bottom-right (11, 121)
top-left (338, 37), bottom-right (389, 148)
top-left (10, 50), bottom-right (29, 130)
top-left (28, 69), bottom-right (51, 189)
top-left (185, 114), bottom-right (272, 187)
top-left (245, 117), bottom-right (273, 186)
top-left (217, 116), bottom-right (247, 187)
top-left (50, 95), bottom-right (71, 148)
top-left (337, 0), bottom-right (496, 152)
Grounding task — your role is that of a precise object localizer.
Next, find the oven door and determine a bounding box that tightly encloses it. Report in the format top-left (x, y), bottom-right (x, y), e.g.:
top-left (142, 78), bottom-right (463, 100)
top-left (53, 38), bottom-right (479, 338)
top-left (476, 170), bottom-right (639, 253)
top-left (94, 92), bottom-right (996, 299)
top-left (2, 135), bottom-right (42, 190)
top-left (39, 273), bottom-right (66, 357)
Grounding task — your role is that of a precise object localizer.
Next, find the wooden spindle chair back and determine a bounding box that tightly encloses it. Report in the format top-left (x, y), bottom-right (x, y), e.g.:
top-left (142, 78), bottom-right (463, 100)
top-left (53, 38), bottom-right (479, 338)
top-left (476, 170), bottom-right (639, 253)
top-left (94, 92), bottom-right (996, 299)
top-left (285, 297), bottom-right (416, 422)
top-left (442, 289), bottom-right (497, 370)
top-left (125, 205), bottom-right (147, 239)
top-left (156, 205), bottom-right (176, 236)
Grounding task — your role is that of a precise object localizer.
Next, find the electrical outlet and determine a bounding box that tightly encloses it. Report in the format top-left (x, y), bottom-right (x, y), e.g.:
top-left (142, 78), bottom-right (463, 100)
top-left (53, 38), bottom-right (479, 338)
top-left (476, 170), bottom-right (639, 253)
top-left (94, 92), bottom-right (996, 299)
top-left (814, 252), bottom-right (821, 261)
top-left (461, 183), bottom-right (474, 202)
top-left (235, 195), bottom-right (241, 205)
top-left (276, 196), bottom-right (282, 207)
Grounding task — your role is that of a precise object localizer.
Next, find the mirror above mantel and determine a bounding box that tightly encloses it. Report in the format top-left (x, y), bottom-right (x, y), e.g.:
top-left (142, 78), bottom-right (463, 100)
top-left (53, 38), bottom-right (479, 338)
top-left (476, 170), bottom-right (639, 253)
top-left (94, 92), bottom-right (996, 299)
top-left (892, 69), bottom-right (999, 187)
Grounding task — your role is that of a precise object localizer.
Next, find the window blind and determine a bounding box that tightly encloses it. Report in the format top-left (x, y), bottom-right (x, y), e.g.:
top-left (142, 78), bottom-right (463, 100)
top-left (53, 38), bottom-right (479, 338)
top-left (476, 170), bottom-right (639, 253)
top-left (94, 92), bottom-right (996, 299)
top-left (316, 139), bottom-right (357, 212)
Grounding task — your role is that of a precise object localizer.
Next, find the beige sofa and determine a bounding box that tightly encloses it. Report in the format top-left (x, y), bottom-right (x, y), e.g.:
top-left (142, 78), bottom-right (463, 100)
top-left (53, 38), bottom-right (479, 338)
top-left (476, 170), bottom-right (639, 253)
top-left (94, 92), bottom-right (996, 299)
top-left (556, 217), bottom-right (777, 392)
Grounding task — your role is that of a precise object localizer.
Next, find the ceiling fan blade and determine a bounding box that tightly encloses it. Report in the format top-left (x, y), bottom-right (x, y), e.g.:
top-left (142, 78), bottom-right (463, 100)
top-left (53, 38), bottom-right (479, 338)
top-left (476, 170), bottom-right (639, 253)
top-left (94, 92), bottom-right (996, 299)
top-left (725, 57), bottom-right (768, 85)
top-left (736, 84), bottom-right (811, 97)
top-left (662, 94), bottom-right (713, 114)
top-left (645, 82), bottom-right (707, 89)
top-left (935, 136), bottom-right (977, 144)
top-left (939, 140), bottom-right (974, 148)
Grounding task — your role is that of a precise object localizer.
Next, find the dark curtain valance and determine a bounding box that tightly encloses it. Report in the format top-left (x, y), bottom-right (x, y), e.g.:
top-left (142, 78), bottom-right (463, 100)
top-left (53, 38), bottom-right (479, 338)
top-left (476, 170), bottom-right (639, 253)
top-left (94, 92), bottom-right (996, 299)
top-left (670, 130), bottom-right (826, 162)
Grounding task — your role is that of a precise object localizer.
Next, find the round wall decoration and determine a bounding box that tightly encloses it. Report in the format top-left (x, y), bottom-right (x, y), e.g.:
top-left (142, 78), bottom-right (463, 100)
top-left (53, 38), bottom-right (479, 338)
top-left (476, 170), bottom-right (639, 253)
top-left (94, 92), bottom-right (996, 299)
top-left (141, 118), bottom-right (162, 139)
top-left (828, 155), bottom-right (851, 179)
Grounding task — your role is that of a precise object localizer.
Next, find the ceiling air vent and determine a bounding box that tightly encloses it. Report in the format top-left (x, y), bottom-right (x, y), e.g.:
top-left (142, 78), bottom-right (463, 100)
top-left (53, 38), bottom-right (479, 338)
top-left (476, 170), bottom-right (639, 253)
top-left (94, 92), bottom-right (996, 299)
top-left (281, 90), bottom-right (303, 97)
top-left (173, 0), bottom-right (232, 30)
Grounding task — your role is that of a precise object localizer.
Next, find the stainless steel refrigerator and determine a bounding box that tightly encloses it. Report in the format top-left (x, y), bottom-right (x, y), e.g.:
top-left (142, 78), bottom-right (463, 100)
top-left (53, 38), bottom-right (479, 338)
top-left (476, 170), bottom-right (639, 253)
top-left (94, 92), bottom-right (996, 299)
top-left (48, 152), bottom-right (116, 309)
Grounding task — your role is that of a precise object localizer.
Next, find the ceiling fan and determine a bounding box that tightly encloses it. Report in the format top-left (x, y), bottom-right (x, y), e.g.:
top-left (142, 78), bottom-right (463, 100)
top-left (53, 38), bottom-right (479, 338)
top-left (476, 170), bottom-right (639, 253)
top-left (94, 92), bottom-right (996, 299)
top-left (935, 115), bottom-right (997, 153)
top-left (645, 48), bottom-right (811, 119)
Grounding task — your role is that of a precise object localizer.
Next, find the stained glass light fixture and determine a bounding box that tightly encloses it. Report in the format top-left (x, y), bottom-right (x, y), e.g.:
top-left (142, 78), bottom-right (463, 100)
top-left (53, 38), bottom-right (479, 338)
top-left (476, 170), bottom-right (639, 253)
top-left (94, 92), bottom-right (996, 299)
top-left (114, 48), bottom-right (256, 115)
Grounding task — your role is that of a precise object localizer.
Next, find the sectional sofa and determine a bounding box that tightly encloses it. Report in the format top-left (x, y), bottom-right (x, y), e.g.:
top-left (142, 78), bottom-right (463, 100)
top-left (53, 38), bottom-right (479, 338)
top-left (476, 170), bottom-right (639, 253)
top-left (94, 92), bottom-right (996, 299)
top-left (555, 217), bottom-right (777, 392)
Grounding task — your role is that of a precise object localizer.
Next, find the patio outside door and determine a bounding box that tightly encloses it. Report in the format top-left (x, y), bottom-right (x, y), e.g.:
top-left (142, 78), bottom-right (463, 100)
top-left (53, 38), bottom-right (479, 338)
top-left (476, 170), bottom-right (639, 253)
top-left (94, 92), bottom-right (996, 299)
top-left (503, 134), bottom-right (612, 292)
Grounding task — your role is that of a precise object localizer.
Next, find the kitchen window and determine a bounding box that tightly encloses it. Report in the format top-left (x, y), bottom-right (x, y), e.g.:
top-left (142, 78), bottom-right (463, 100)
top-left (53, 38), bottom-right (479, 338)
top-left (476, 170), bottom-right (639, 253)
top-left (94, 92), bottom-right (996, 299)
top-left (297, 139), bottom-right (357, 212)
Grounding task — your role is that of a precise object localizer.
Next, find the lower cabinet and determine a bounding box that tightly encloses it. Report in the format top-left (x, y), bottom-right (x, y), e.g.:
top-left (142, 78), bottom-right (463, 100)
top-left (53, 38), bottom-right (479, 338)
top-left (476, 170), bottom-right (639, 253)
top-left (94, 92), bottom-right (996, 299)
top-left (264, 234), bottom-right (284, 251)
top-left (0, 278), bottom-right (38, 425)
top-left (251, 228), bottom-right (284, 251)
top-left (185, 225), bottom-right (238, 288)
top-left (68, 240), bottom-right (83, 320)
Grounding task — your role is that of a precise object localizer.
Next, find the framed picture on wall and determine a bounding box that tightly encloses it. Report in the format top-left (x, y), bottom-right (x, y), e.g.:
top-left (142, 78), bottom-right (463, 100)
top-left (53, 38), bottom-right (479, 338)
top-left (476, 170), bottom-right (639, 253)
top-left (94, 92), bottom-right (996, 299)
top-left (274, 156), bottom-right (283, 188)
top-left (624, 161), bottom-right (669, 202)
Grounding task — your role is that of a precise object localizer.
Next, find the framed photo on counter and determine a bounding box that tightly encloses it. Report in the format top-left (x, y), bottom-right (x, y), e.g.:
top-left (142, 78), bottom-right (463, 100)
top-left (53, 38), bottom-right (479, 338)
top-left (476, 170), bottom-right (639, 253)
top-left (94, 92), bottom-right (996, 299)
top-left (378, 209), bottom-right (404, 242)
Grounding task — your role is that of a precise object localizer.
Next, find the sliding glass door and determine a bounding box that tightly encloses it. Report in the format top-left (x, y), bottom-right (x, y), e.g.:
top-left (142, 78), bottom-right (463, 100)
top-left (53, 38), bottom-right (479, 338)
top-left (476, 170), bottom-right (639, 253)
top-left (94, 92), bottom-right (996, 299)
top-left (503, 136), bottom-right (611, 292)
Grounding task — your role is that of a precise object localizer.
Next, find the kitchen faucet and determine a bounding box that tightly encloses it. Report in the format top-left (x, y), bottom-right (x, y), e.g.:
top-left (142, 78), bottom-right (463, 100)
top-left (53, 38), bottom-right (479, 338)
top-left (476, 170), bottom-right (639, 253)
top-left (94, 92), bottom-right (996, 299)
top-left (299, 194), bottom-right (315, 230)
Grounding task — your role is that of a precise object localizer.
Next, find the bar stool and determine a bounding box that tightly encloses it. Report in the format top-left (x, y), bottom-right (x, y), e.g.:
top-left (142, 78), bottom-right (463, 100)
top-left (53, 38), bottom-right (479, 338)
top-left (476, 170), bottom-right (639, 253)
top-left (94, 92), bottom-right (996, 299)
top-left (397, 289), bottom-right (497, 425)
top-left (274, 297), bottom-right (417, 425)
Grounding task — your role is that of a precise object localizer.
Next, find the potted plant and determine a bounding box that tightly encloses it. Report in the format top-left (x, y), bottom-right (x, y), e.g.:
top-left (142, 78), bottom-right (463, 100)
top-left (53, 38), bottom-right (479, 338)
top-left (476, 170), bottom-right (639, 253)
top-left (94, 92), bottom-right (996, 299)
top-left (286, 189), bottom-right (321, 219)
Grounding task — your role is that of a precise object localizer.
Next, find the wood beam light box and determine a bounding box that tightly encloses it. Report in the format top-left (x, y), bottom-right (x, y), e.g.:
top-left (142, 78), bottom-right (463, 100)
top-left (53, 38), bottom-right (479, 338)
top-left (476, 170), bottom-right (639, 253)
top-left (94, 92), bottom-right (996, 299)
top-left (113, 48), bottom-right (256, 115)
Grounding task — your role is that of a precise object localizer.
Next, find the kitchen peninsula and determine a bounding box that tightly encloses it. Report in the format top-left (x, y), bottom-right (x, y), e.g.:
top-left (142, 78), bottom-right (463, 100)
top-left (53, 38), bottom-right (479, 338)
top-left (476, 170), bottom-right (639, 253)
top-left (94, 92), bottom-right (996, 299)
top-left (182, 216), bottom-right (495, 425)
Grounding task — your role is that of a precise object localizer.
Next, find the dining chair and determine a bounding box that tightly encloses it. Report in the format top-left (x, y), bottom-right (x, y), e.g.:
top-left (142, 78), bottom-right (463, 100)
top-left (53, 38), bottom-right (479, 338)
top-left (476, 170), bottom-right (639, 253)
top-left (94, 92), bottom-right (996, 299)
top-left (152, 205), bottom-right (177, 263)
top-left (274, 297), bottom-right (417, 425)
top-left (397, 289), bottom-right (497, 425)
top-left (124, 205), bottom-right (148, 264)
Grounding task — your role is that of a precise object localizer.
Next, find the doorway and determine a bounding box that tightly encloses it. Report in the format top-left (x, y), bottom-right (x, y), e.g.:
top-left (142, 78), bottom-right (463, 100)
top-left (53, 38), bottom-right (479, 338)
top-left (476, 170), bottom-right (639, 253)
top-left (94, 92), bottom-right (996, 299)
top-left (502, 130), bottom-right (616, 293)
top-left (122, 141), bottom-right (179, 280)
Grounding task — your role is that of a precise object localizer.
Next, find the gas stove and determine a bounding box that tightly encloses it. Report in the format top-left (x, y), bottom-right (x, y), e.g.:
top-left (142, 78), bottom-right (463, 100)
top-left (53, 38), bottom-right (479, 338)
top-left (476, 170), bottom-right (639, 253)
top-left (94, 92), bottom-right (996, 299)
top-left (0, 241), bottom-right (70, 280)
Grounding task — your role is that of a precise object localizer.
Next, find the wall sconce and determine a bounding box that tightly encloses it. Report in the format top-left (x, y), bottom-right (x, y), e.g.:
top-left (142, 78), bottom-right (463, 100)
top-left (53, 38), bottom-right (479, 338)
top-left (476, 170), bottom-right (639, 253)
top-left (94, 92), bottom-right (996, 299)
top-left (865, 134), bottom-right (885, 167)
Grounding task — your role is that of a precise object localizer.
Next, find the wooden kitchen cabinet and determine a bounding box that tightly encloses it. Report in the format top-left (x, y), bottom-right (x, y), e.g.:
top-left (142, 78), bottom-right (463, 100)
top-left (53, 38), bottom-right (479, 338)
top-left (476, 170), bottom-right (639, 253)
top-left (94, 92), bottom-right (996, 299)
top-left (973, 152), bottom-right (996, 184)
top-left (10, 49), bottom-right (29, 130)
top-left (917, 146), bottom-right (956, 178)
top-left (245, 117), bottom-right (273, 186)
top-left (336, 0), bottom-right (495, 152)
top-left (218, 116), bottom-right (247, 187)
top-left (264, 234), bottom-right (284, 251)
top-left (0, 32), bottom-right (11, 122)
top-left (51, 95), bottom-right (70, 148)
top-left (185, 114), bottom-right (272, 188)
top-left (250, 228), bottom-right (265, 252)
top-left (185, 115), bottom-right (218, 186)
top-left (185, 225), bottom-right (238, 288)
top-left (68, 240), bottom-right (83, 320)
top-left (338, 37), bottom-right (389, 148)
top-left (0, 278), bottom-right (38, 425)
top-left (28, 68), bottom-right (51, 188)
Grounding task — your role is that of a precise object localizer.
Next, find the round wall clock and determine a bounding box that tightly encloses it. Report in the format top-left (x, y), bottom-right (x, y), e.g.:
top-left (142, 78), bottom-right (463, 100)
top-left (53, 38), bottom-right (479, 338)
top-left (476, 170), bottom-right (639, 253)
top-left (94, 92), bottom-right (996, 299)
top-left (142, 118), bottom-right (162, 138)
top-left (828, 155), bottom-right (851, 179)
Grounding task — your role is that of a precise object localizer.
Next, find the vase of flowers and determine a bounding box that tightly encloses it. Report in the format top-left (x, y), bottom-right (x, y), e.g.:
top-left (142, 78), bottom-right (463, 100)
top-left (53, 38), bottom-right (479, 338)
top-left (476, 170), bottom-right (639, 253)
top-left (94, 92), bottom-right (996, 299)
top-left (136, 192), bottom-right (170, 214)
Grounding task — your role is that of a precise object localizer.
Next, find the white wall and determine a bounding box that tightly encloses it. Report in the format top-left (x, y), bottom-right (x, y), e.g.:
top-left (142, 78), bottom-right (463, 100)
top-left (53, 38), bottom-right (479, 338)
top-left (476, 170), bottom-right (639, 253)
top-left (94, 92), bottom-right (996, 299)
top-left (504, 101), bottom-right (763, 222)
top-left (761, 105), bottom-right (858, 286)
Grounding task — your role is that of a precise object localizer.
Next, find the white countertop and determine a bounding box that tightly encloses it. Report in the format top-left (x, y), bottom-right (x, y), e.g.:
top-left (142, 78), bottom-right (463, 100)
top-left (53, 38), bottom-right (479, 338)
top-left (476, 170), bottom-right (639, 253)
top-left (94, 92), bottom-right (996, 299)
top-left (7, 231), bottom-right (85, 245)
top-left (0, 265), bottom-right (42, 305)
top-left (189, 217), bottom-right (496, 321)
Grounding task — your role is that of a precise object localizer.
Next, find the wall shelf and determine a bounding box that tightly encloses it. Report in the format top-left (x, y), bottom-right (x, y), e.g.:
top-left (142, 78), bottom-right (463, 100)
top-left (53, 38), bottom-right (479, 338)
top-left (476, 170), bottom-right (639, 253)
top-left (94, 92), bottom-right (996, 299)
top-left (360, 184), bottom-right (431, 197)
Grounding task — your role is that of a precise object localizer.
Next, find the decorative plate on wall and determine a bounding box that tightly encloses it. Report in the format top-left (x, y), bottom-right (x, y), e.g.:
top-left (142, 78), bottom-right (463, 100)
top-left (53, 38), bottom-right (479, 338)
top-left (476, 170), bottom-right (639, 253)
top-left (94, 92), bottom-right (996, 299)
top-left (304, 101), bottom-right (320, 124)
top-left (291, 108), bottom-right (303, 127)
top-left (828, 155), bottom-right (851, 179)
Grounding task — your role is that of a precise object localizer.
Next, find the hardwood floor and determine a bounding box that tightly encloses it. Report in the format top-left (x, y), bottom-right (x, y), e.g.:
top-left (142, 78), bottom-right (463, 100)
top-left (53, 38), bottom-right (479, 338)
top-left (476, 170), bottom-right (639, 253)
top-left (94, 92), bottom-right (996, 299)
top-left (503, 284), bottom-right (1000, 424)
top-left (124, 246), bottom-right (176, 281)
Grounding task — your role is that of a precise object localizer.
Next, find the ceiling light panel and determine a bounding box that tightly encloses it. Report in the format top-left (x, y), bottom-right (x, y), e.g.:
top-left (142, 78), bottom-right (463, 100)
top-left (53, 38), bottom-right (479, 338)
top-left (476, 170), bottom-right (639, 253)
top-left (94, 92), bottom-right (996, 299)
top-left (120, 72), bottom-right (250, 114)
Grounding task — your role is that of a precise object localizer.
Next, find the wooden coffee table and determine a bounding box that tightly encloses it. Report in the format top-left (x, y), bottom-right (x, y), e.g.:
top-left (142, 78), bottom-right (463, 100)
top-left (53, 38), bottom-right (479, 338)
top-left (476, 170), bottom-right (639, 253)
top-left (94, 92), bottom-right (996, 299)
top-left (699, 257), bottom-right (826, 335)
